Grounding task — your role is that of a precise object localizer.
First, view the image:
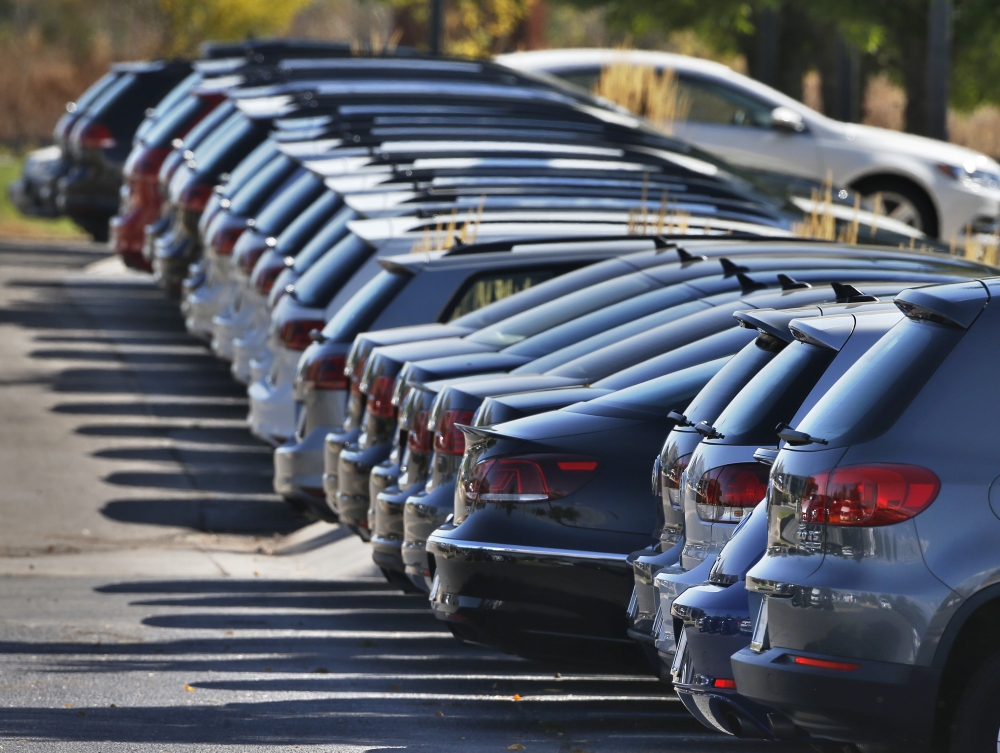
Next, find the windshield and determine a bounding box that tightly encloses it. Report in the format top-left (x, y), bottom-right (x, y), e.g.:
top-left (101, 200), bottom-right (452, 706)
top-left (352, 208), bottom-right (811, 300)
top-left (322, 271), bottom-right (411, 343)
top-left (291, 234), bottom-right (372, 308)
top-left (178, 99), bottom-right (234, 151)
top-left (227, 155), bottom-right (295, 216)
top-left (680, 336), bottom-right (784, 426)
top-left (224, 139), bottom-right (278, 195)
top-left (467, 272), bottom-right (660, 347)
top-left (86, 73), bottom-right (136, 117)
top-left (143, 94), bottom-right (202, 147)
top-left (713, 340), bottom-right (835, 446)
top-left (794, 318), bottom-right (963, 447)
top-left (254, 171), bottom-right (323, 235)
top-left (74, 72), bottom-right (119, 113)
top-left (293, 207), bottom-right (357, 273)
top-left (570, 358), bottom-right (728, 417)
top-left (198, 115), bottom-right (257, 175)
top-left (276, 191), bottom-right (342, 253)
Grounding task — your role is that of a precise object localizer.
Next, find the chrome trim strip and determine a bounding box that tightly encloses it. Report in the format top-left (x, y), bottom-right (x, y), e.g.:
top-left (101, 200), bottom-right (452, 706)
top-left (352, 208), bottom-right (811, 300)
top-left (426, 535), bottom-right (630, 563)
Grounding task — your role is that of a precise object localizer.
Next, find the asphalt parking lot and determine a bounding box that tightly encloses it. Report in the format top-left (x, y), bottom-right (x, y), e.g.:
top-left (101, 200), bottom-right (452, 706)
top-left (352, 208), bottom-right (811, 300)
top-left (0, 240), bottom-right (827, 752)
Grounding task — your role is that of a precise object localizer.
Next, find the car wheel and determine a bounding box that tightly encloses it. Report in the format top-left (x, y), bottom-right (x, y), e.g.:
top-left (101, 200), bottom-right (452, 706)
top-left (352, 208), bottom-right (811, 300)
top-left (75, 216), bottom-right (111, 242)
top-left (852, 176), bottom-right (939, 239)
top-left (948, 648), bottom-right (1000, 752)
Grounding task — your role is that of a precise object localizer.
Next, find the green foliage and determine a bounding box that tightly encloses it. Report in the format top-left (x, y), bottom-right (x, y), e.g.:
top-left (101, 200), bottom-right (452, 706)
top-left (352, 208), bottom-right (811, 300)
top-left (386, 0), bottom-right (535, 57)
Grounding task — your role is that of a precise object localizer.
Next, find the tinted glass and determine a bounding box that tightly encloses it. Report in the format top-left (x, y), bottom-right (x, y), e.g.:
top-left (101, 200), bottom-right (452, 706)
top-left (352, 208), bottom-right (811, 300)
top-left (681, 337), bottom-right (782, 425)
top-left (86, 73), bottom-right (137, 118)
top-left (713, 340), bottom-right (835, 445)
top-left (466, 273), bottom-right (660, 347)
top-left (293, 207), bottom-right (357, 273)
top-left (291, 235), bottom-right (372, 308)
top-left (253, 170), bottom-right (324, 235)
top-left (148, 72), bottom-right (198, 118)
top-left (223, 139), bottom-right (279, 197)
top-left (198, 116), bottom-right (257, 174)
top-left (143, 95), bottom-right (204, 148)
top-left (450, 257), bottom-right (638, 330)
top-left (179, 100), bottom-right (234, 151)
top-left (322, 271), bottom-right (410, 342)
top-left (191, 111), bottom-right (244, 163)
top-left (446, 269), bottom-right (555, 321)
top-left (227, 155), bottom-right (296, 216)
top-left (794, 318), bottom-right (962, 447)
top-left (276, 191), bottom-right (342, 254)
top-left (569, 358), bottom-right (727, 417)
top-left (680, 76), bottom-right (772, 127)
top-left (74, 73), bottom-right (120, 113)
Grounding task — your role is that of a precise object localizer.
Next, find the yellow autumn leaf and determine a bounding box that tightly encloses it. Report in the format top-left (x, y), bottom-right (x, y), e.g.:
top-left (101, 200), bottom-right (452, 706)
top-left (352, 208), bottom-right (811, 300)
top-left (507, 745), bottom-right (525, 751)
top-left (183, 684), bottom-right (196, 692)
top-left (512, 693), bottom-right (522, 701)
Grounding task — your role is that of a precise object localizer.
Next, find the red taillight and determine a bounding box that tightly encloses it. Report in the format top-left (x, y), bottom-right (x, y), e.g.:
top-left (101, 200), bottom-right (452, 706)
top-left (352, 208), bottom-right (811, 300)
top-left (662, 452), bottom-right (692, 507)
top-left (368, 375), bottom-right (397, 419)
top-left (125, 147), bottom-right (169, 180)
top-left (237, 238), bottom-right (268, 274)
top-left (713, 678), bottom-right (737, 689)
top-left (799, 464), bottom-right (940, 527)
top-left (179, 183), bottom-right (213, 214)
top-left (254, 263), bottom-right (284, 295)
top-left (213, 225), bottom-right (244, 257)
top-left (303, 355), bottom-right (348, 391)
top-left (792, 656), bottom-right (860, 672)
top-left (695, 463), bottom-right (769, 522)
top-left (433, 409), bottom-right (475, 456)
top-left (278, 319), bottom-right (326, 351)
top-left (465, 454), bottom-right (600, 503)
top-left (77, 121), bottom-right (116, 149)
top-left (407, 410), bottom-right (432, 453)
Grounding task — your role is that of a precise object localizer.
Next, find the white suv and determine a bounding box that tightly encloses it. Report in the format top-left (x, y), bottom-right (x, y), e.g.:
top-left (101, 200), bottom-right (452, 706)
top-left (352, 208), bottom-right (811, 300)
top-left (498, 48), bottom-right (1000, 242)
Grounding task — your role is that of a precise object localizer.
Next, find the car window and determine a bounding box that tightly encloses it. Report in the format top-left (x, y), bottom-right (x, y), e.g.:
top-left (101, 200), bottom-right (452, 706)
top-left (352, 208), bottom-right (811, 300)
top-left (275, 191), bottom-right (342, 253)
top-left (322, 270), bottom-right (411, 342)
top-left (143, 95), bottom-right (205, 148)
top-left (227, 155), bottom-right (296, 216)
top-left (569, 358), bottom-right (727, 417)
top-left (444, 269), bottom-right (557, 321)
top-left (224, 139), bottom-right (279, 196)
top-left (292, 207), bottom-right (357, 273)
top-left (85, 73), bottom-right (137, 118)
top-left (679, 75), bottom-right (773, 128)
top-left (197, 115), bottom-right (258, 175)
top-left (680, 337), bottom-right (783, 426)
top-left (466, 273), bottom-right (660, 347)
top-left (712, 340), bottom-right (836, 446)
top-left (291, 234), bottom-right (372, 308)
top-left (74, 73), bottom-right (120, 113)
top-left (794, 319), bottom-right (963, 447)
top-left (177, 100), bottom-right (234, 151)
top-left (253, 170), bottom-right (324, 235)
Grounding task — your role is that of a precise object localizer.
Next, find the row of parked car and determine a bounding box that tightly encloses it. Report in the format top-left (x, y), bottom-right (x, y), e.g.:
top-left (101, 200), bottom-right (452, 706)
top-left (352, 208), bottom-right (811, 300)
top-left (23, 38), bottom-right (1000, 752)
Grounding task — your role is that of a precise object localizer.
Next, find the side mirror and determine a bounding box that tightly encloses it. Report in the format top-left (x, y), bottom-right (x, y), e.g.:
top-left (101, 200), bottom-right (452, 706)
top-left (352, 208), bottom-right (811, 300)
top-left (771, 106), bottom-right (806, 133)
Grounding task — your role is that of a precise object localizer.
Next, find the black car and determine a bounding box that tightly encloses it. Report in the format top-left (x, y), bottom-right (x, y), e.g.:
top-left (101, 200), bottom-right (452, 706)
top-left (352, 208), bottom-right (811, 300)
top-left (59, 60), bottom-right (193, 240)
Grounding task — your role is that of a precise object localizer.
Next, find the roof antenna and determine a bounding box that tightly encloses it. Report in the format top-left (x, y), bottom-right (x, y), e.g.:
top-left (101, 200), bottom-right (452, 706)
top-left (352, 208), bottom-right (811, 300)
top-left (720, 257), bottom-right (750, 277)
top-left (777, 274), bottom-right (812, 291)
top-left (737, 272), bottom-right (768, 294)
top-left (832, 282), bottom-right (879, 303)
top-left (652, 236), bottom-right (676, 250)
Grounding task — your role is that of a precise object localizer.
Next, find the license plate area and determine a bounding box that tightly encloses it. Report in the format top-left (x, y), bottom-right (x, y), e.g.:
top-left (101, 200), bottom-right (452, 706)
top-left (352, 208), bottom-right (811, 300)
top-left (750, 596), bottom-right (769, 652)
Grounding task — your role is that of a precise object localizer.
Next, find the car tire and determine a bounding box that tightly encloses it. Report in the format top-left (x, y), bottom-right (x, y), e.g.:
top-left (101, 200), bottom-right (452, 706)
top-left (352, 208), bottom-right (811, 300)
top-left (948, 648), bottom-right (1000, 752)
top-left (852, 176), bottom-right (939, 239)
top-left (75, 216), bottom-right (111, 242)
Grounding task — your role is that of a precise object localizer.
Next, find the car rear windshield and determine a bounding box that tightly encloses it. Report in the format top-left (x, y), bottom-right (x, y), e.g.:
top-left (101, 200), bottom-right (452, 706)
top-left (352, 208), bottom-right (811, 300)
top-left (322, 270), bottom-right (410, 342)
top-left (75, 73), bottom-right (121, 113)
top-left (291, 234), bottom-right (372, 308)
top-left (465, 272), bottom-right (660, 347)
top-left (276, 191), bottom-right (342, 253)
top-left (569, 358), bottom-right (727, 417)
top-left (292, 207), bottom-right (357, 273)
top-left (85, 73), bottom-right (137, 118)
top-left (445, 269), bottom-right (556, 321)
top-left (681, 337), bottom-right (784, 427)
top-left (227, 155), bottom-right (296, 216)
top-left (712, 340), bottom-right (836, 446)
top-left (224, 139), bottom-right (279, 195)
top-left (143, 95), bottom-right (205, 148)
top-left (197, 116), bottom-right (257, 175)
top-left (794, 318), bottom-right (963, 447)
top-left (179, 100), bottom-right (235, 151)
top-left (253, 171), bottom-right (324, 235)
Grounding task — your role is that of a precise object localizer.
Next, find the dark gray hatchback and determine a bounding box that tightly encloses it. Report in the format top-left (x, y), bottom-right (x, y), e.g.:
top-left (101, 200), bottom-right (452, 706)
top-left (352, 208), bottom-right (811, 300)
top-left (732, 278), bottom-right (1000, 751)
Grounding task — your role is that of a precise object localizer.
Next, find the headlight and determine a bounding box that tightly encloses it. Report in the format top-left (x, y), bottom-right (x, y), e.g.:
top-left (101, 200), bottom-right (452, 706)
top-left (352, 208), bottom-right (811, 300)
top-left (936, 162), bottom-right (1000, 191)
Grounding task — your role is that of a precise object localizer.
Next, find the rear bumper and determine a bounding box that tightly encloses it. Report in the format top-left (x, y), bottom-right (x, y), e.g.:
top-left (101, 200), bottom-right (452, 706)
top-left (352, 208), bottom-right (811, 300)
top-left (273, 427), bottom-right (327, 501)
top-left (731, 647), bottom-right (941, 747)
top-left (426, 534), bottom-right (648, 669)
top-left (247, 378), bottom-right (295, 446)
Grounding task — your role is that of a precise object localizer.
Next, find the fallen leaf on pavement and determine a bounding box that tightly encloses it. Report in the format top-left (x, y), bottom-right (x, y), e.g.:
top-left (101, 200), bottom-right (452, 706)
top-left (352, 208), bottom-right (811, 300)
top-left (511, 694), bottom-right (522, 701)
top-left (435, 710), bottom-right (444, 717)
top-left (183, 684), bottom-right (196, 693)
top-left (63, 704), bottom-right (72, 708)
top-left (507, 745), bottom-right (525, 751)
top-left (389, 684), bottom-right (400, 690)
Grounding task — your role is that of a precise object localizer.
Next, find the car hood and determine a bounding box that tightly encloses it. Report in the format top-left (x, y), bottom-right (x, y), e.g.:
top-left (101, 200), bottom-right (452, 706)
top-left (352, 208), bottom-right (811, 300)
top-left (828, 121), bottom-right (997, 169)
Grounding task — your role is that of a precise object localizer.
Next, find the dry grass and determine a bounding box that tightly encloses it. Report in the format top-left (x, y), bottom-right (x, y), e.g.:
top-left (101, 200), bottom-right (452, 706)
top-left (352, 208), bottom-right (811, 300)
top-left (593, 61), bottom-right (691, 134)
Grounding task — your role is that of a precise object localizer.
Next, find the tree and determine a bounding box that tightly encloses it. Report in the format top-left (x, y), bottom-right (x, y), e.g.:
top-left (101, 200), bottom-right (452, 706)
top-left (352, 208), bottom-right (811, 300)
top-left (156, 0), bottom-right (314, 57)
top-left (386, 0), bottom-right (536, 57)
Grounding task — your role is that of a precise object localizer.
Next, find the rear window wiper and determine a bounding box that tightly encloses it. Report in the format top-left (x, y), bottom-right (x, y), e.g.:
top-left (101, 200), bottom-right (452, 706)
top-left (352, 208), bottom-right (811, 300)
top-left (776, 422), bottom-right (827, 446)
